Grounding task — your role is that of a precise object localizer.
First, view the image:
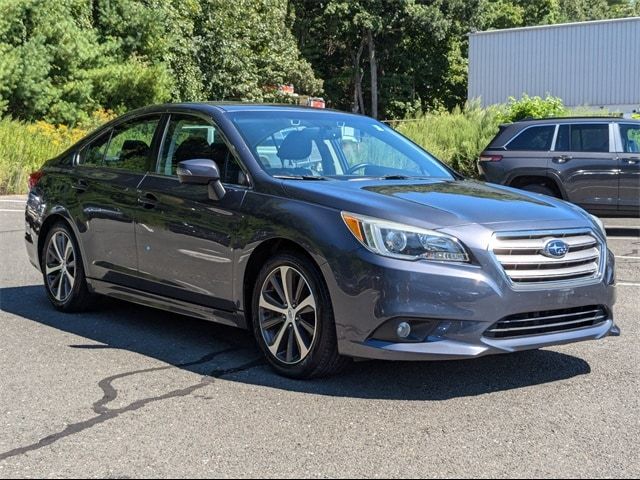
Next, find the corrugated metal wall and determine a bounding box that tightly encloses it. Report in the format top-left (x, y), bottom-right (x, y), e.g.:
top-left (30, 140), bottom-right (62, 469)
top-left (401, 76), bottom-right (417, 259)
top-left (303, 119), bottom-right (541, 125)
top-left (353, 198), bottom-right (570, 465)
top-left (468, 17), bottom-right (640, 109)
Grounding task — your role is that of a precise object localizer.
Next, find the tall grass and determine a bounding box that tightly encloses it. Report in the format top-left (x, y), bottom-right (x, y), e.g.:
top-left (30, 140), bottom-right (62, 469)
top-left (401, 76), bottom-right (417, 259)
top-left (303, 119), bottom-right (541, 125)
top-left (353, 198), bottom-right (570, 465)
top-left (396, 103), bottom-right (503, 178)
top-left (0, 111), bottom-right (113, 194)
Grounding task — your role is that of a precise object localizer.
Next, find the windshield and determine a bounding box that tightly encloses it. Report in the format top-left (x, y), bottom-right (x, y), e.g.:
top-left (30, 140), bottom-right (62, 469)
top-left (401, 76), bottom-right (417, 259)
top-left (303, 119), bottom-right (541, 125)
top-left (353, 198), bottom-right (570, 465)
top-left (229, 110), bottom-right (455, 180)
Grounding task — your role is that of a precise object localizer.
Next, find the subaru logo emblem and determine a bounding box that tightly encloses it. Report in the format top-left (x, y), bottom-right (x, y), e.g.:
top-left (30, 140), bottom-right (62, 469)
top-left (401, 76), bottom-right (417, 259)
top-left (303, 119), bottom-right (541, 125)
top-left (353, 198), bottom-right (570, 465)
top-left (543, 239), bottom-right (569, 258)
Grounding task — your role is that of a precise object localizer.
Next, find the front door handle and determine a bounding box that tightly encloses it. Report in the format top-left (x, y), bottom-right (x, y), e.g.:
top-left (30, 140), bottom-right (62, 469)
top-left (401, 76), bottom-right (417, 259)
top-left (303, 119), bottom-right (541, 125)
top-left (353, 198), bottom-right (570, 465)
top-left (72, 179), bottom-right (88, 192)
top-left (553, 155), bottom-right (573, 163)
top-left (137, 192), bottom-right (158, 209)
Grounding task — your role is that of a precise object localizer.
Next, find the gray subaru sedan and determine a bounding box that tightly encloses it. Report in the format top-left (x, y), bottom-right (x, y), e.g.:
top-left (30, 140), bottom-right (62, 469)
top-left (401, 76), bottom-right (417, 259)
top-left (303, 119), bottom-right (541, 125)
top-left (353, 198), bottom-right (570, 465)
top-left (25, 103), bottom-right (619, 378)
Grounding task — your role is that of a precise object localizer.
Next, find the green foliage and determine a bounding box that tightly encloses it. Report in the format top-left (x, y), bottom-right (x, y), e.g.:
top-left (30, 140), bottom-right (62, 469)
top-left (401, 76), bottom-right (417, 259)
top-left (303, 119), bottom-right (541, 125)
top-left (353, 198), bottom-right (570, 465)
top-left (195, 0), bottom-right (321, 102)
top-left (87, 60), bottom-right (172, 112)
top-left (0, 0), bottom-right (637, 128)
top-left (396, 102), bottom-right (503, 178)
top-left (0, 0), bottom-right (175, 124)
top-left (499, 94), bottom-right (568, 122)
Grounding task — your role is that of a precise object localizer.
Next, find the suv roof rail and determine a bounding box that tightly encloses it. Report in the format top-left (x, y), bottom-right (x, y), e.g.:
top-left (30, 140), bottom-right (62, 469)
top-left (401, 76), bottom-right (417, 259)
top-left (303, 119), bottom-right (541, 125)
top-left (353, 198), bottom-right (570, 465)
top-left (516, 115), bottom-right (625, 122)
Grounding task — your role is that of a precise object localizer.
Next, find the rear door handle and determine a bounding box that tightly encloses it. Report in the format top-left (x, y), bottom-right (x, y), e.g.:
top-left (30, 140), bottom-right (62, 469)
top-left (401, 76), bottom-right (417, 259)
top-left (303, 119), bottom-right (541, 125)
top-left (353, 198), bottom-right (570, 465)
top-left (72, 179), bottom-right (88, 192)
top-left (621, 157), bottom-right (640, 165)
top-left (137, 192), bottom-right (158, 209)
top-left (553, 155), bottom-right (573, 163)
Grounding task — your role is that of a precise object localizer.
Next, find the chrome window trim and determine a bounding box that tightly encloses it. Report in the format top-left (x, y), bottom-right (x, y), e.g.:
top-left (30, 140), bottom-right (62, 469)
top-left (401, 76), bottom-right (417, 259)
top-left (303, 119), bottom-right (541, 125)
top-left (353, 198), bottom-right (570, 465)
top-left (487, 227), bottom-right (606, 291)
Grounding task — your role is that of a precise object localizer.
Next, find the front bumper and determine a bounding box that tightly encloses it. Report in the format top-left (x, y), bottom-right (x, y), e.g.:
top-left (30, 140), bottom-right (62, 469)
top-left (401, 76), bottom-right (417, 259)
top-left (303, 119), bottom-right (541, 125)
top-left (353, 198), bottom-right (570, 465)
top-left (322, 229), bottom-right (618, 361)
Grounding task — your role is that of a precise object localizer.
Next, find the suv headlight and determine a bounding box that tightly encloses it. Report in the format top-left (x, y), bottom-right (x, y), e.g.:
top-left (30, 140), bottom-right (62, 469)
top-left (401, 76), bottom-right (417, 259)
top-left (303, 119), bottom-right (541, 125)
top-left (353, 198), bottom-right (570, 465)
top-left (341, 212), bottom-right (470, 262)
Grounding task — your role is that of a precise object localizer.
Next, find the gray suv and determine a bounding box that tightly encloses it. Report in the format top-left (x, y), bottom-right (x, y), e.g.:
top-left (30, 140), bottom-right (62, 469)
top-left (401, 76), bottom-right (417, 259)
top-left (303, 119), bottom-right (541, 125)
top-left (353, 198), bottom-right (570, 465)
top-left (479, 118), bottom-right (640, 216)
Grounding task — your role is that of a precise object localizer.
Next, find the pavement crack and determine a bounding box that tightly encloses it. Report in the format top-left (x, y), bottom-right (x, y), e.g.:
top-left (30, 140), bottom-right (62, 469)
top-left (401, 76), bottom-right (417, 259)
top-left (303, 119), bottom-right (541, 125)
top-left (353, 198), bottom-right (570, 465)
top-left (0, 347), bottom-right (262, 462)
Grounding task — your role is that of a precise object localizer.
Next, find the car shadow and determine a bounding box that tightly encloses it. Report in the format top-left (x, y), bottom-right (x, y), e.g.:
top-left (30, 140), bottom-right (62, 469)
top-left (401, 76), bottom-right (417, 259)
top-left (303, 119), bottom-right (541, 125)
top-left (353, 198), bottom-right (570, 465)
top-left (0, 285), bottom-right (592, 401)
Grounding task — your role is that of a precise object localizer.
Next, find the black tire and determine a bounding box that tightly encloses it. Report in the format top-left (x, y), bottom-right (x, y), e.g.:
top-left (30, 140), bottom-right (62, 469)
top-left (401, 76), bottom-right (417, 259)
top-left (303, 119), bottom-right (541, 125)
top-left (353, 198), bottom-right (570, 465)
top-left (520, 183), bottom-right (559, 198)
top-left (251, 252), bottom-right (350, 379)
top-left (41, 222), bottom-right (95, 312)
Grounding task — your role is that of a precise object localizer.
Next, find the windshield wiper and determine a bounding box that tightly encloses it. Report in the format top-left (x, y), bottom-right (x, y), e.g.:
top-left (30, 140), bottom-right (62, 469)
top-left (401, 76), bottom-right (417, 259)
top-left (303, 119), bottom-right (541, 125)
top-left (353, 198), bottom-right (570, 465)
top-left (273, 175), bottom-right (329, 181)
top-left (379, 175), bottom-right (411, 180)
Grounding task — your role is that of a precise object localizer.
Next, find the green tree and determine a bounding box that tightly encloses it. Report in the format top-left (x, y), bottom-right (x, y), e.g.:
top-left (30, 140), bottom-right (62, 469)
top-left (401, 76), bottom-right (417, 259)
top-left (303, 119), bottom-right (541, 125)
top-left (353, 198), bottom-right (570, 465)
top-left (194, 0), bottom-right (321, 102)
top-left (0, 0), bottom-right (174, 124)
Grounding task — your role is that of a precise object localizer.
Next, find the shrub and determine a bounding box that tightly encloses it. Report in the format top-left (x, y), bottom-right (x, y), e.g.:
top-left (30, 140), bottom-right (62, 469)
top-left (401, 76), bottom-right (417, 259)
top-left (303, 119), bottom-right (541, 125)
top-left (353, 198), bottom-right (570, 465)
top-left (396, 101), bottom-right (502, 178)
top-left (499, 94), bottom-right (567, 122)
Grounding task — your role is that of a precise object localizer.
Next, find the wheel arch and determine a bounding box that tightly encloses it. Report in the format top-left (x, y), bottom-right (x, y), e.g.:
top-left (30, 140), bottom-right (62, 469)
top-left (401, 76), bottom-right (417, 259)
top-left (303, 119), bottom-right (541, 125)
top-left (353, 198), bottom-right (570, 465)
top-left (508, 174), bottom-right (566, 199)
top-left (37, 209), bottom-right (88, 273)
top-left (240, 237), bottom-right (327, 331)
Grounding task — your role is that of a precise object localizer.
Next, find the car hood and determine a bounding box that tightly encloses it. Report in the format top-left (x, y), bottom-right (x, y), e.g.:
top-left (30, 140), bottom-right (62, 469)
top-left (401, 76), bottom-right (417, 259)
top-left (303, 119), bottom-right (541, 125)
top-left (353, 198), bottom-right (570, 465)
top-left (280, 178), bottom-right (592, 230)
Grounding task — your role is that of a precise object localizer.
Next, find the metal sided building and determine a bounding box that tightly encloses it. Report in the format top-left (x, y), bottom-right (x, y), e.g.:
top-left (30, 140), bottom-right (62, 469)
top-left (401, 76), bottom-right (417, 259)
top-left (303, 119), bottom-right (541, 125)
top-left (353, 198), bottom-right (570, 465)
top-left (468, 17), bottom-right (640, 114)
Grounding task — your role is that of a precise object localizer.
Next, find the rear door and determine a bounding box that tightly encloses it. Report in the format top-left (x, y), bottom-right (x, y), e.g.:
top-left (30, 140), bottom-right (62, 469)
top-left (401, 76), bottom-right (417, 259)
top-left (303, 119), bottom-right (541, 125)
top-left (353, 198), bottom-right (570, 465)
top-left (492, 124), bottom-right (557, 184)
top-left (74, 115), bottom-right (162, 284)
top-left (553, 123), bottom-right (618, 212)
top-left (616, 123), bottom-right (640, 213)
top-left (134, 113), bottom-right (250, 314)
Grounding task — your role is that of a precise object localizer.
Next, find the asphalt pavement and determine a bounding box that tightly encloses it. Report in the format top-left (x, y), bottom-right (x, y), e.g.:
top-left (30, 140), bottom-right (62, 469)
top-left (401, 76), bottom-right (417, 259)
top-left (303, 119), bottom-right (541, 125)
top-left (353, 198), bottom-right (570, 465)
top-left (0, 196), bottom-right (639, 478)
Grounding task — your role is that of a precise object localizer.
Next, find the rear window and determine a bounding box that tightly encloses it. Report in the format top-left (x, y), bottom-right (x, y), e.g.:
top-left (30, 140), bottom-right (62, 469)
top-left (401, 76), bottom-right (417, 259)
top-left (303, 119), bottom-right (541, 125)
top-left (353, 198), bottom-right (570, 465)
top-left (555, 124), bottom-right (609, 153)
top-left (506, 126), bottom-right (555, 151)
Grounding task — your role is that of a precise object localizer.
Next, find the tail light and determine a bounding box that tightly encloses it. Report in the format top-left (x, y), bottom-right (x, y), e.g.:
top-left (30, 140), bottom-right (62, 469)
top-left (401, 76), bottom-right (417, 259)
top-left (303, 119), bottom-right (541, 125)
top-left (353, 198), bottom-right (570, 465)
top-left (479, 155), bottom-right (503, 162)
top-left (28, 170), bottom-right (44, 190)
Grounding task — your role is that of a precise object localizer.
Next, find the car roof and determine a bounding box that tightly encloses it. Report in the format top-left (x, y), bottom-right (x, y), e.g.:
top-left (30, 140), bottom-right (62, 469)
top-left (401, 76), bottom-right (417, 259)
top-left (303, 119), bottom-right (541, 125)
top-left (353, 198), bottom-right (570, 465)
top-left (509, 116), bottom-right (639, 126)
top-left (126, 102), bottom-right (348, 116)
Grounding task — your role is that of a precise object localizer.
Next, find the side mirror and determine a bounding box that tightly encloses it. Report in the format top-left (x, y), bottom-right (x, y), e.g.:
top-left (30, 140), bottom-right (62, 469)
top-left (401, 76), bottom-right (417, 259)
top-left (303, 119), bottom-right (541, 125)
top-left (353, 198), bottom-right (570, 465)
top-left (177, 159), bottom-right (226, 200)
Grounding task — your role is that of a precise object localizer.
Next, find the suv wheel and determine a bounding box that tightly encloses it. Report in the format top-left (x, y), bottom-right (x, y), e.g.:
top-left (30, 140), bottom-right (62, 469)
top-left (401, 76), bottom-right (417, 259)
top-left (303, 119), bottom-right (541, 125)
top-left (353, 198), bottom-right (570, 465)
top-left (252, 252), bottom-right (349, 379)
top-left (520, 183), bottom-right (559, 198)
top-left (42, 222), bottom-right (94, 312)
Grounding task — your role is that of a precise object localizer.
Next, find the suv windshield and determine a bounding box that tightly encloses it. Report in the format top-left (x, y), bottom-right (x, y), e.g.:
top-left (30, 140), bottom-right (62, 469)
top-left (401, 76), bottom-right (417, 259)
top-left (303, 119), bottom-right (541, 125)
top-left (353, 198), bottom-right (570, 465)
top-left (229, 110), bottom-right (454, 180)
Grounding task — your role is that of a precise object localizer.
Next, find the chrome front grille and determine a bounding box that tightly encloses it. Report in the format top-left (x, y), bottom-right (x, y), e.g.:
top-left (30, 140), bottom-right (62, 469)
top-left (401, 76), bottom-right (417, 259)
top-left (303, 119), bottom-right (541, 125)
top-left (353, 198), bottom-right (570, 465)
top-left (491, 229), bottom-right (602, 285)
top-left (484, 305), bottom-right (608, 339)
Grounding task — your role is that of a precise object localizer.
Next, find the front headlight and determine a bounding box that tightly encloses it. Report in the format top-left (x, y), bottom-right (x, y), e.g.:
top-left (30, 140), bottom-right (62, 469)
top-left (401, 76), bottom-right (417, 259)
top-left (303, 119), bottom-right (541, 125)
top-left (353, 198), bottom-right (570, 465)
top-left (341, 212), bottom-right (470, 262)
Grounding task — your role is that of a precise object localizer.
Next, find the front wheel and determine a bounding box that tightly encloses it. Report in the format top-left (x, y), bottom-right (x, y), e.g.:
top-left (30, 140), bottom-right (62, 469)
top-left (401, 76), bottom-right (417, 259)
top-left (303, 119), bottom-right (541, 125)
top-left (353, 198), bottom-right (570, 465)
top-left (251, 252), bottom-right (349, 379)
top-left (41, 222), bottom-right (95, 312)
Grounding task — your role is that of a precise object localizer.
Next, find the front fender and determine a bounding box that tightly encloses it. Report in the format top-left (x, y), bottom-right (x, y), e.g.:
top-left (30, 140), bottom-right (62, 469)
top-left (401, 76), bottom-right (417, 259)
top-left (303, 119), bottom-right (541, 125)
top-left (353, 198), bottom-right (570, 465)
top-left (231, 191), bottom-right (357, 312)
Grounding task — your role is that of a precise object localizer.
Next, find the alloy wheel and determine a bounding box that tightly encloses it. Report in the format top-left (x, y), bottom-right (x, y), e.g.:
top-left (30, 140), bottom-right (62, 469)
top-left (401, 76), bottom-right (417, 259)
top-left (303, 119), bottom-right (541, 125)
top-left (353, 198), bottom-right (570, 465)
top-left (258, 266), bottom-right (317, 364)
top-left (45, 231), bottom-right (76, 302)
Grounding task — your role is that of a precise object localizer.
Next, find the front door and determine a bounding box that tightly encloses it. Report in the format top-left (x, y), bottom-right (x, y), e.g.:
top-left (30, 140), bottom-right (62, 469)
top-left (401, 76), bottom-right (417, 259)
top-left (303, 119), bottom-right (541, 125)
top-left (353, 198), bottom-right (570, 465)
top-left (554, 123), bottom-right (618, 212)
top-left (134, 113), bottom-right (250, 314)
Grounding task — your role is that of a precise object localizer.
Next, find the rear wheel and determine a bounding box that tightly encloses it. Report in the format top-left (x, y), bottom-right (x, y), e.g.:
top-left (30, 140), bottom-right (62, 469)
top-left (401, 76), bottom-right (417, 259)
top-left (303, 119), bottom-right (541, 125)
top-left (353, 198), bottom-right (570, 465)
top-left (252, 252), bottom-right (349, 379)
top-left (42, 222), bottom-right (94, 312)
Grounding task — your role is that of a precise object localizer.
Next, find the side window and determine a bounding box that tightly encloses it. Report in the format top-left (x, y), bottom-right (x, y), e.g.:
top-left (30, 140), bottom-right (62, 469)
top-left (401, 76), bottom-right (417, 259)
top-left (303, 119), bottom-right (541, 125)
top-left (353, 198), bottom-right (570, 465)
top-left (158, 115), bottom-right (247, 185)
top-left (80, 131), bottom-right (112, 166)
top-left (103, 116), bottom-right (160, 173)
top-left (506, 126), bottom-right (555, 151)
top-left (570, 124), bottom-right (609, 153)
top-left (620, 124), bottom-right (640, 153)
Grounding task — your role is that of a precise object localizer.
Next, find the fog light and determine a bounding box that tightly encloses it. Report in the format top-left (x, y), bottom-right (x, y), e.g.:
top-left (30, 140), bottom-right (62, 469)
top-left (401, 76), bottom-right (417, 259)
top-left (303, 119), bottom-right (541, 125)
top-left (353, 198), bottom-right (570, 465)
top-left (396, 322), bottom-right (411, 338)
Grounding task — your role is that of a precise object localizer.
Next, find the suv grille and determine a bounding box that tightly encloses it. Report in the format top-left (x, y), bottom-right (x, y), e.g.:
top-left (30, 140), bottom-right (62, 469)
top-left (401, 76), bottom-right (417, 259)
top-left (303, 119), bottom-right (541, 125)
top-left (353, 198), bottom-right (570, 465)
top-left (492, 230), bottom-right (602, 285)
top-left (484, 305), bottom-right (608, 339)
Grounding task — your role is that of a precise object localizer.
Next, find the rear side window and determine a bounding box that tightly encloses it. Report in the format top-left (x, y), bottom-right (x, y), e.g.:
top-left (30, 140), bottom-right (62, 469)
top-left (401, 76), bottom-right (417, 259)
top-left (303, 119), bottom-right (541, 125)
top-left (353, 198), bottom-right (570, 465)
top-left (506, 126), bottom-right (555, 151)
top-left (556, 124), bottom-right (609, 153)
top-left (620, 124), bottom-right (640, 153)
top-left (80, 131), bottom-right (112, 166)
top-left (104, 116), bottom-right (161, 173)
